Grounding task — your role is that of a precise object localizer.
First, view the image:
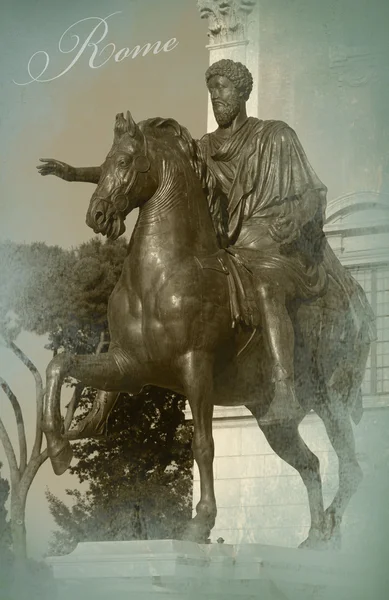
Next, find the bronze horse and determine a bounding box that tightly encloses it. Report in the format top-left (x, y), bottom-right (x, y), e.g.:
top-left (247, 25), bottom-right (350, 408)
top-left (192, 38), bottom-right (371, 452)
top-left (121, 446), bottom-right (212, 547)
top-left (42, 112), bottom-right (372, 548)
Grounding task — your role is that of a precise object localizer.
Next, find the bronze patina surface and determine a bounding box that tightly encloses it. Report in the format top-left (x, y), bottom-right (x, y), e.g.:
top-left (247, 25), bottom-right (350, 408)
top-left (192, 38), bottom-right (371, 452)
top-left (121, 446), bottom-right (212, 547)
top-left (37, 61), bottom-right (374, 548)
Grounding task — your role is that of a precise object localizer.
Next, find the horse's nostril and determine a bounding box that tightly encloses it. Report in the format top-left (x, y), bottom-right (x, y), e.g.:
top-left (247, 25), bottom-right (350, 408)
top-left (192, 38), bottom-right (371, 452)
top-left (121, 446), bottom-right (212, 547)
top-left (95, 210), bottom-right (104, 225)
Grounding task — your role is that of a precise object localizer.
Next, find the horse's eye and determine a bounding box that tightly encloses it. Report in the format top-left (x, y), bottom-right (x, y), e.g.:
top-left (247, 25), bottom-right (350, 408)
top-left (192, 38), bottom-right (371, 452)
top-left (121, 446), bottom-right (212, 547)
top-left (118, 159), bottom-right (129, 168)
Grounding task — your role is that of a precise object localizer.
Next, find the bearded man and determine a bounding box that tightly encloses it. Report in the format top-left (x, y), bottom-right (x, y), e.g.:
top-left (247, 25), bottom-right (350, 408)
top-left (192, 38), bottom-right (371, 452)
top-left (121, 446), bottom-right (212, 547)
top-left (37, 59), bottom-right (374, 433)
top-left (194, 59), bottom-right (327, 423)
top-left (197, 59), bottom-right (374, 425)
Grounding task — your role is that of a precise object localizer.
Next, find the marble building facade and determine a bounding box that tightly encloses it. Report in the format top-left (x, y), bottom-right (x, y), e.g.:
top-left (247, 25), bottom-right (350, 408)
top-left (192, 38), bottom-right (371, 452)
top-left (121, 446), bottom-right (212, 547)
top-left (188, 0), bottom-right (389, 548)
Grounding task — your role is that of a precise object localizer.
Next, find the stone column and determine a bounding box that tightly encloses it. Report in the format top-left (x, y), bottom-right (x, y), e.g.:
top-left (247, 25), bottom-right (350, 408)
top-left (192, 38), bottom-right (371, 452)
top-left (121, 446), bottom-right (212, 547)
top-left (197, 0), bottom-right (260, 131)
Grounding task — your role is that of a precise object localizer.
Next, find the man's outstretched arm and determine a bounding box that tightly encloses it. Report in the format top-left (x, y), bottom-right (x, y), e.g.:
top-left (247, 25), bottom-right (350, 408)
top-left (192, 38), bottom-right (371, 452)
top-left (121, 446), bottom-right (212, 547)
top-left (37, 159), bottom-right (101, 183)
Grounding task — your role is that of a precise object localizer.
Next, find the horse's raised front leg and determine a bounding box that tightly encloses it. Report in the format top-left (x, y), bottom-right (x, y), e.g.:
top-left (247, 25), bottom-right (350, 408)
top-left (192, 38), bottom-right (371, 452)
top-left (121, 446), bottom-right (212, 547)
top-left (180, 352), bottom-right (216, 544)
top-left (43, 352), bottom-right (129, 475)
top-left (251, 410), bottom-right (326, 549)
top-left (65, 390), bottom-right (119, 440)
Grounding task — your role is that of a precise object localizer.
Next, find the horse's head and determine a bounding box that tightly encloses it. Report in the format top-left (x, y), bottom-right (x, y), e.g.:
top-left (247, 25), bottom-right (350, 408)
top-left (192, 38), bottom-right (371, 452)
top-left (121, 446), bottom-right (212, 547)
top-left (86, 111), bottom-right (158, 240)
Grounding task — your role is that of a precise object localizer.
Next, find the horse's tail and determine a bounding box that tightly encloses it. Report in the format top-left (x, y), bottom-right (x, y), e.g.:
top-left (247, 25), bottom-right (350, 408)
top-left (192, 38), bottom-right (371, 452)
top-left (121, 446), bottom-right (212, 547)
top-left (313, 283), bottom-right (374, 423)
top-left (336, 322), bottom-right (372, 424)
top-left (349, 326), bottom-right (373, 423)
top-left (350, 389), bottom-right (363, 425)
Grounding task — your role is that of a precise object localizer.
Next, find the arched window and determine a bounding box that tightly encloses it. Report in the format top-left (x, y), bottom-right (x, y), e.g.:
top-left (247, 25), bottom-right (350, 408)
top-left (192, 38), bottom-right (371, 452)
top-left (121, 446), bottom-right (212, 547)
top-left (325, 192), bottom-right (389, 402)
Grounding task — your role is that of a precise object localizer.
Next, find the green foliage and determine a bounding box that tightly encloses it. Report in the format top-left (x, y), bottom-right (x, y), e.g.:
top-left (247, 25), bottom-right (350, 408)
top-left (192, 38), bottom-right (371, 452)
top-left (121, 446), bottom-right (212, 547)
top-left (46, 237), bottom-right (129, 354)
top-left (11, 237), bottom-right (196, 555)
top-left (0, 241), bottom-right (71, 340)
top-left (0, 237), bottom-right (193, 557)
top-left (0, 237), bottom-right (128, 344)
top-left (47, 388), bottom-right (193, 556)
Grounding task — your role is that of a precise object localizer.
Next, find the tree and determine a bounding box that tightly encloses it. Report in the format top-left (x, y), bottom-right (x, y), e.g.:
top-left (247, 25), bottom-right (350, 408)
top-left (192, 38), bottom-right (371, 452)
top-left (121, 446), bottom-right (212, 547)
top-left (0, 462), bottom-right (11, 560)
top-left (1, 237), bottom-right (192, 558)
top-left (46, 387), bottom-right (193, 556)
top-left (0, 463), bottom-right (56, 599)
top-left (0, 237), bottom-right (128, 557)
top-left (0, 241), bottom-right (70, 558)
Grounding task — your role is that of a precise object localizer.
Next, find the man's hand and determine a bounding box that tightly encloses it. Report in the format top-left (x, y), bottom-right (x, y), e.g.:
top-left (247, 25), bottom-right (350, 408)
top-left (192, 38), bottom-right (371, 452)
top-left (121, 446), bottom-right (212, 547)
top-left (37, 158), bottom-right (75, 181)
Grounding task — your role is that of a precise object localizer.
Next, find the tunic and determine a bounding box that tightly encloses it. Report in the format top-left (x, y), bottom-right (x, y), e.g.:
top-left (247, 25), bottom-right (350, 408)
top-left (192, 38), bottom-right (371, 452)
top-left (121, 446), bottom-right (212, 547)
top-left (197, 117), bottom-right (375, 340)
top-left (198, 117), bottom-right (328, 300)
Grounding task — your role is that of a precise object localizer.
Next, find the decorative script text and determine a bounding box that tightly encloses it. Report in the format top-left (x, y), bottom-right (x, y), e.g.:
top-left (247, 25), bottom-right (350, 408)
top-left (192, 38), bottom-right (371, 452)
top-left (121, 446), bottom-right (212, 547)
top-left (13, 12), bottom-right (179, 85)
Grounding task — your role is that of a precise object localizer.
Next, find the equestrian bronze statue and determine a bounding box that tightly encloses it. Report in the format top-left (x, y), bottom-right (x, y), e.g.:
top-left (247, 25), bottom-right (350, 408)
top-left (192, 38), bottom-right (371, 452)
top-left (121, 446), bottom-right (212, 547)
top-left (37, 60), bottom-right (375, 549)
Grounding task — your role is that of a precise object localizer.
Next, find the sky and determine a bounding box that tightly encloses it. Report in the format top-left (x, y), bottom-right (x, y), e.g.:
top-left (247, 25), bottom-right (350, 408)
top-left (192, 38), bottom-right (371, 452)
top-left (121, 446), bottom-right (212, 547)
top-left (0, 0), bottom-right (209, 248)
top-left (0, 0), bottom-right (209, 557)
top-left (1, 0), bottom-right (388, 563)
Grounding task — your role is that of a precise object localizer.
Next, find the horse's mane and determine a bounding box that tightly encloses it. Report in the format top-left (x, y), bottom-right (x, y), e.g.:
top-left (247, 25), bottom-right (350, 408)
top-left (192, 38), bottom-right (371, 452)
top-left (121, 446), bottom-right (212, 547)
top-left (139, 118), bottom-right (201, 177)
top-left (139, 118), bottom-right (228, 245)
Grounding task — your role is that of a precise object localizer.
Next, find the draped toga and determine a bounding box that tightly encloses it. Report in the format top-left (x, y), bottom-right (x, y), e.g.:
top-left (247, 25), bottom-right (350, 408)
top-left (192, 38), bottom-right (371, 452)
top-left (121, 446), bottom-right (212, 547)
top-left (198, 117), bottom-right (328, 299)
top-left (197, 117), bottom-right (375, 338)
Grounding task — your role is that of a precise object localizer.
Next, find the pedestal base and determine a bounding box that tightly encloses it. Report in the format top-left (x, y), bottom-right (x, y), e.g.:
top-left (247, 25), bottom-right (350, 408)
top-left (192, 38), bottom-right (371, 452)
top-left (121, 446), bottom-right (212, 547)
top-left (46, 540), bottom-right (374, 600)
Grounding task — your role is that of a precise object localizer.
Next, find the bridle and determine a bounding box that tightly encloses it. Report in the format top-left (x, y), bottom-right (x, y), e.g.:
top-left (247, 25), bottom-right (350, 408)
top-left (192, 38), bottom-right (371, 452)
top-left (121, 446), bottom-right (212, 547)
top-left (96, 139), bottom-right (151, 216)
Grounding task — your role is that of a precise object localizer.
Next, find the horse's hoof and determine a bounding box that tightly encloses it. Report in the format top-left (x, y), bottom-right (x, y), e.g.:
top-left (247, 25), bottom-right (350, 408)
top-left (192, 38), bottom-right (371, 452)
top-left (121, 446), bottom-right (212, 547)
top-left (64, 407), bottom-right (107, 440)
top-left (299, 527), bottom-right (327, 550)
top-left (299, 536), bottom-right (317, 550)
top-left (181, 518), bottom-right (212, 544)
top-left (299, 526), bottom-right (342, 551)
top-left (50, 440), bottom-right (73, 475)
top-left (322, 508), bottom-right (342, 550)
top-left (64, 422), bottom-right (105, 440)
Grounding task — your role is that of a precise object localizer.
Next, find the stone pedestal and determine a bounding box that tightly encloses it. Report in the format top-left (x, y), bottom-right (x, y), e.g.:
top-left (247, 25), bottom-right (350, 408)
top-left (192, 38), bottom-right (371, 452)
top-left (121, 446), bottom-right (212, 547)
top-left (46, 540), bottom-right (378, 600)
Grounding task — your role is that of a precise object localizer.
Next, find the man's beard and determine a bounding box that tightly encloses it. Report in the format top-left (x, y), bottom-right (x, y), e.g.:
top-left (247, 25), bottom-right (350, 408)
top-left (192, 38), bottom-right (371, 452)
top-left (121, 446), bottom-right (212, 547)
top-left (213, 100), bottom-right (241, 128)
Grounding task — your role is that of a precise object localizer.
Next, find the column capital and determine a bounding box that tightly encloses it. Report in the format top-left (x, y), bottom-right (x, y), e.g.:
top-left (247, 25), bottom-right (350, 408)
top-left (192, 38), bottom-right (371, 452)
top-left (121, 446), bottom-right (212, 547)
top-left (197, 0), bottom-right (256, 45)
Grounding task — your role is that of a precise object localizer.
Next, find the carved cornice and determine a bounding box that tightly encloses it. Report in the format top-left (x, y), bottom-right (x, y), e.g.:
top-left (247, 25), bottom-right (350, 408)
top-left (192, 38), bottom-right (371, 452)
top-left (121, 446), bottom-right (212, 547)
top-left (197, 0), bottom-right (256, 45)
top-left (325, 191), bottom-right (389, 224)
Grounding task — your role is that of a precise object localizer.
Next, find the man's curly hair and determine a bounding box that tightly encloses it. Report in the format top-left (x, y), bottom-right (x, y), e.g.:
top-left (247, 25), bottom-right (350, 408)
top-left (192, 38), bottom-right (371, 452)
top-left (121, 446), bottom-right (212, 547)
top-left (205, 59), bottom-right (253, 101)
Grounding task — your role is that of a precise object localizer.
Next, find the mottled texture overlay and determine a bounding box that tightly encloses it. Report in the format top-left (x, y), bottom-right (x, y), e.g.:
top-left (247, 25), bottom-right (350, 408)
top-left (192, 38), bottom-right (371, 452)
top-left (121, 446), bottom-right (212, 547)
top-left (0, 1), bottom-right (388, 597)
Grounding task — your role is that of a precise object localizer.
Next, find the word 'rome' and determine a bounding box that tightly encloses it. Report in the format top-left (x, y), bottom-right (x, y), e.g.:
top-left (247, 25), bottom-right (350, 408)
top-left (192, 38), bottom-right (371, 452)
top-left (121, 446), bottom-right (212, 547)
top-left (14, 12), bottom-right (179, 85)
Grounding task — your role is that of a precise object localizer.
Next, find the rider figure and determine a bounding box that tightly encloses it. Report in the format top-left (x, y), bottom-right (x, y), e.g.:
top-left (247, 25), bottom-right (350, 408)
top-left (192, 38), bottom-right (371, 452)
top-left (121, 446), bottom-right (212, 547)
top-left (38, 59), bottom-right (372, 431)
top-left (198, 59), bottom-right (330, 424)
